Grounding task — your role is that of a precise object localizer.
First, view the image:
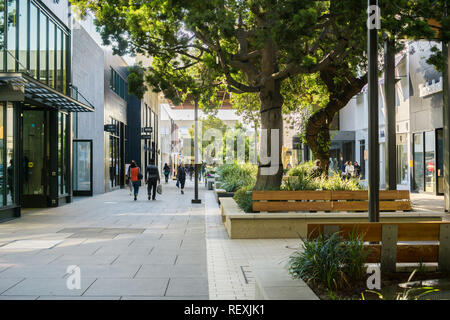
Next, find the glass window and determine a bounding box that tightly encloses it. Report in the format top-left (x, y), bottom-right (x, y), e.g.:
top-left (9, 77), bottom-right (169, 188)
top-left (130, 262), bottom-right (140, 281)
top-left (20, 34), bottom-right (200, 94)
top-left (6, 103), bottom-right (15, 205)
top-left (0, 0), bottom-right (5, 71)
top-left (58, 113), bottom-right (62, 195)
top-left (437, 129), bottom-right (444, 194)
top-left (56, 28), bottom-right (61, 92)
top-left (48, 21), bottom-right (55, 88)
top-left (413, 133), bottom-right (424, 192)
top-left (396, 134), bottom-right (408, 185)
top-left (62, 113), bottom-right (67, 194)
top-left (6, 0), bottom-right (16, 72)
top-left (0, 103), bottom-right (4, 207)
top-left (73, 141), bottom-right (91, 192)
top-left (29, 3), bottom-right (38, 78)
top-left (39, 13), bottom-right (47, 83)
top-left (424, 131), bottom-right (435, 193)
top-left (18, 0), bottom-right (27, 72)
top-left (62, 34), bottom-right (67, 94)
top-left (57, 112), bottom-right (68, 195)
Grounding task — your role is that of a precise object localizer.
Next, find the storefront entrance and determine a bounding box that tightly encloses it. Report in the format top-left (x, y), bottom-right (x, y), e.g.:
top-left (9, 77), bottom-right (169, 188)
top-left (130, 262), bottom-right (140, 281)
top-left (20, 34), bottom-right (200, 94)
top-left (21, 109), bottom-right (49, 207)
top-left (413, 129), bottom-right (444, 195)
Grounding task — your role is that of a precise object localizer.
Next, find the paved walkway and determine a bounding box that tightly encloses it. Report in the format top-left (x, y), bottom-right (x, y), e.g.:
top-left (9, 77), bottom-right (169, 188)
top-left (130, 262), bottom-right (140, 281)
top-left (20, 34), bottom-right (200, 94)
top-left (0, 180), bottom-right (299, 300)
top-left (0, 180), bottom-right (208, 300)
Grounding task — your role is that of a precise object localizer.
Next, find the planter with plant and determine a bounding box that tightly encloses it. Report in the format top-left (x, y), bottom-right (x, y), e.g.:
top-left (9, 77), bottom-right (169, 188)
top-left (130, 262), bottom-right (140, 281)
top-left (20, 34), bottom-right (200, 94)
top-left (288, 231), bottom-right (369, 299)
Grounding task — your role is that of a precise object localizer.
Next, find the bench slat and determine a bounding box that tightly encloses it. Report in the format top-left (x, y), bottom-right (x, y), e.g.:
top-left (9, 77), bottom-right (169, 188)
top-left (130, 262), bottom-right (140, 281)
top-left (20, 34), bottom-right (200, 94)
top-left (252, 190), bottom-right (332, 201)
top-left (331, 190), bottom-right (410, 200)
top-left (331, 201), bottom-right (411, 211)
top-left (307, 222), bottom-right (446, 242)
top-left (365, 244), bottom-right (439, 263)
top-left (307, 223), bottom-right (382, 241)
top-left (253, 201), bottom-right (333, 212)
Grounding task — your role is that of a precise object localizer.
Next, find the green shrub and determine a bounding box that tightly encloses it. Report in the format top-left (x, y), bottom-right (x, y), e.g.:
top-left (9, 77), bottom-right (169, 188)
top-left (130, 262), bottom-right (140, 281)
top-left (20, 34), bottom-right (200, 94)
top-left (233, 184), bottom-right (254, 213)
top-left (287, 161), bottom-right (314, 177)
top-left (288, 232), bottom-right (368, 290)
top-left (283, 162), bottom-right (365, 191)
top-left (217, 163), bottom-right (257, 192)
top-left (316, 172), bottom-right (363, 191)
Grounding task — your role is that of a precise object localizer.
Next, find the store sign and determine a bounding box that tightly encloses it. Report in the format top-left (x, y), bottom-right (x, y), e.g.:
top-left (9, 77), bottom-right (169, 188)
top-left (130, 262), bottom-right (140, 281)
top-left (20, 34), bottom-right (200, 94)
top-left (419, 77), bottom-right (443, 97)
top-left (141, 135), bottom-right (152, 140)
top-left (142, 127), bottom-right (153, 133)
top-left (104, 124), bottom-right (116, 132)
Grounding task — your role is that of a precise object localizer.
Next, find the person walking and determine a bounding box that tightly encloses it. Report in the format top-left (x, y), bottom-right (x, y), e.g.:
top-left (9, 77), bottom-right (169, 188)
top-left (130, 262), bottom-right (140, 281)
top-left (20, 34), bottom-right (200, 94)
top-left (163, 163), bottom-right (170, 183)
top-left (177, 163), bottom-right (187, 194)
top-left (126, 162), bottom-right (134, 195)
top-left (188, 164), bottom-right (194, 181)
top-left (146, 159), bottom-right (160, 200)
top-left (128, 160), bottom-right (141, 201)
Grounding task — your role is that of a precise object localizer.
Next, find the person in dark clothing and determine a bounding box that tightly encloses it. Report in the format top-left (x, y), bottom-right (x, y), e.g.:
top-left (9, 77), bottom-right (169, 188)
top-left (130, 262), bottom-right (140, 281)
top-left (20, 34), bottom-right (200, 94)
top-left (163, 163), bottom-right (170, 183)
top-left (146, 160), bottom-right (160, 200)
top-left (188, 164), bottom-right (194, 181)
top-left (177, 163), bottom-right (187, 194)
top-left (354, 161), bottom-right (361, 178)
top-left (309, 159), bottom-right (323, 178)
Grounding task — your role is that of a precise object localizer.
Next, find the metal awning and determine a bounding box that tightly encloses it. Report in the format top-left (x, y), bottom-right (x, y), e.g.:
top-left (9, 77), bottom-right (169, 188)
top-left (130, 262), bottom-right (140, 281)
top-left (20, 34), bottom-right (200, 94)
top-left (0, 72), bottom-right (94, 112)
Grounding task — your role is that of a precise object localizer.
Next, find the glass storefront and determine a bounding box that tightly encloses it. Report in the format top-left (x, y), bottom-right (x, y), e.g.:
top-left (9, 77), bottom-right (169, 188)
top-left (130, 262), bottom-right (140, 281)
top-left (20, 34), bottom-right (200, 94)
top-left (437, 129), bottom-right (444, 194)
top-left (0, 103), bottom-right (16, 208)
top-left (396, 133), bottom-right (408, 185)
top-left (424, 131), bottom-right (435, 193)
top-left (73, 140), bottom-right (92, 195)
top-left (109, 118), bottom-right (122, 189)
top-left (413, 129), bottom-right (442, 194)
top-left (57, 112), bottom-right (68, 195)
top-left (413, 133), bottom-right (424, 191)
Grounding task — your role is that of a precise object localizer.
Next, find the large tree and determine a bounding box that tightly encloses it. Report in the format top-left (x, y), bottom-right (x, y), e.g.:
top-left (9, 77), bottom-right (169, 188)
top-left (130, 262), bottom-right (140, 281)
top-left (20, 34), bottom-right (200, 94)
top-left (71, 0), bottom-right (375, 189)
top-left (302, 0), bottom-right (448, 172)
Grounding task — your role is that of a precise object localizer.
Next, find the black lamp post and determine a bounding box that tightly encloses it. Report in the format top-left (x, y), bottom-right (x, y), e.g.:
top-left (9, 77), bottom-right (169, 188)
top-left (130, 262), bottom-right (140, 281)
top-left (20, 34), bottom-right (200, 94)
top-left (192, 98), bottom-right (201, 204)
top-left (368, 0), bottom-right (380, 222)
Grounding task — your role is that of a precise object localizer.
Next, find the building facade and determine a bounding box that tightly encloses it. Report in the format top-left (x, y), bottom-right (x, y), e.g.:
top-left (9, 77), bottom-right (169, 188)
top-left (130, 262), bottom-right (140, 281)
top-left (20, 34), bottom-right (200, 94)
top-left (0, 0), bottom-right (93, 221)
top-left (337, 40), bottom-right (444, 194)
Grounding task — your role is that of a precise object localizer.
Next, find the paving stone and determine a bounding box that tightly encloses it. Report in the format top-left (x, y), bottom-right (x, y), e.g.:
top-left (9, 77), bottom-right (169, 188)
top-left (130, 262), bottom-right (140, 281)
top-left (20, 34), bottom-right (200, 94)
top-left (165, 277), bottom-right (208, 297)
top-left (2, 277), bottom-right (97, 296)
top-left (0, 278), bottom-right (24, 294)
top-left (82, 278), bottom-right (169, 296)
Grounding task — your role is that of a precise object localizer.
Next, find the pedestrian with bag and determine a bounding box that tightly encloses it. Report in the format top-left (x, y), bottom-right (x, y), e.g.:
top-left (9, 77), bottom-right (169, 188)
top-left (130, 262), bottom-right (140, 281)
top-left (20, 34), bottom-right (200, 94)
top-left (177, 163), bottom-right (186, 194)
top-left (128, 160), bottom-right (142, 201)
top-left (146, 159), bottom-right (161, 200)
top-left (163, 163), bottom-right (170, 183)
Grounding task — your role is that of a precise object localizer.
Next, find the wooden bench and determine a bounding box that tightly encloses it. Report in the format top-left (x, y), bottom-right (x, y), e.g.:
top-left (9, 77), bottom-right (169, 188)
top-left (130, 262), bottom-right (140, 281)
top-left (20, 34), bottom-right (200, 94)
top-left (252, 190), bottom-right (412, 212)
top-left (306, 222), bottom-right (450, 272)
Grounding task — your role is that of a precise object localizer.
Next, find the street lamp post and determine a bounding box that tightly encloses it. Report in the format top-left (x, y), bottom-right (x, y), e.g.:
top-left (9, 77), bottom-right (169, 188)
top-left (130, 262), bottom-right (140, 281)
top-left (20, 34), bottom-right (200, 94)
top-left (192, 98), bottom-right (201, 204)
top-left (384, 36), bottom-right (397, 191)
top-left (368, 0), bottom-right (380, 222)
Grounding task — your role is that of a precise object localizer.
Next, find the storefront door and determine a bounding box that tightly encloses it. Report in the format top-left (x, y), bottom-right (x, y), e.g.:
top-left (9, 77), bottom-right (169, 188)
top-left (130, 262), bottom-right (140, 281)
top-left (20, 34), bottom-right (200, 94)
top-left (21, 109), bottom-right (49, 207)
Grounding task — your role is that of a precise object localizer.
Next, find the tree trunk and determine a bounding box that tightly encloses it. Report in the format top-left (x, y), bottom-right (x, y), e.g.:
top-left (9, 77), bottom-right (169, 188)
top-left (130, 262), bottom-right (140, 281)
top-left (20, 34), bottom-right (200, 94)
top-left (304, 65), bottom-right (368, 175)
top-left (254, 41), bottom-right (283, 190)
top-left (305, 108), bottom-right (333, 173)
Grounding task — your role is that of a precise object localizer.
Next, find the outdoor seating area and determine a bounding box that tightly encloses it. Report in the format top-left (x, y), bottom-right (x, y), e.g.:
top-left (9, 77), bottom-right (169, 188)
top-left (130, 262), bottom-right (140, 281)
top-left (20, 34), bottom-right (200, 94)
top-left (307, 222), bottom-right (450, 272)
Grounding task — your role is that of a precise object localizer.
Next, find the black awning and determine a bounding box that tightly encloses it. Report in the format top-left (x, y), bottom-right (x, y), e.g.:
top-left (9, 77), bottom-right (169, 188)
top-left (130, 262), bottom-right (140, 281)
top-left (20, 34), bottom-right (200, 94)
top-left (0, 72), bottom-right (94, 112)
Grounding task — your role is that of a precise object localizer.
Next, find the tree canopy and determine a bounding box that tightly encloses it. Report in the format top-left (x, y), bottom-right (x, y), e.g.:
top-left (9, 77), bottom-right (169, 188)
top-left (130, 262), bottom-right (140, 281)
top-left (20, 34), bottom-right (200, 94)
top-left (71, 0), bottom-right (450, 189)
